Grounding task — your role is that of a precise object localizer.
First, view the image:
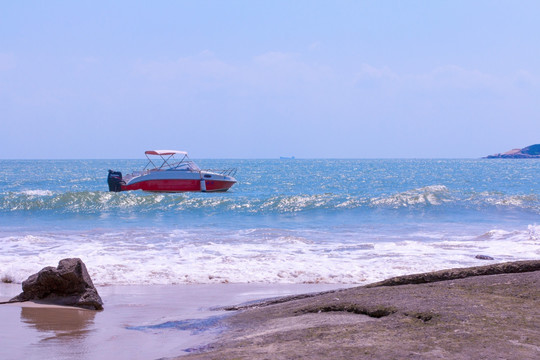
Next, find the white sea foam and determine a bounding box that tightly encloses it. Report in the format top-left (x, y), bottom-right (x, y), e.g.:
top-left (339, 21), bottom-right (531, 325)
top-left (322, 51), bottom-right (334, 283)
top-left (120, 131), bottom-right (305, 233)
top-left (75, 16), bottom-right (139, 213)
top-left (19, 189), bottom-right (54, 196)
top-left (1, 224), bottom-right (538, 286)
top-left (370, 185), bottom-right (451, 208)
top-left (470, 192), bottom-right (538, 209)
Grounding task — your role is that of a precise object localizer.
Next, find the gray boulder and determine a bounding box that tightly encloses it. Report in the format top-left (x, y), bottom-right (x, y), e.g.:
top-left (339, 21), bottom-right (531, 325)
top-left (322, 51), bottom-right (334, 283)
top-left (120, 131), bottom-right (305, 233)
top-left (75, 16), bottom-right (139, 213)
top-left (10, 258), bottom-right (103, 310)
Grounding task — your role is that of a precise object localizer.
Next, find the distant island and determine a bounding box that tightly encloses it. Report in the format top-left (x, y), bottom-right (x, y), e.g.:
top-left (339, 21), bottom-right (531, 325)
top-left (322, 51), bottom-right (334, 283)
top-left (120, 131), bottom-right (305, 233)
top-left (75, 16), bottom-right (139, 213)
top-left (485, 144), bottom-right (540, 158)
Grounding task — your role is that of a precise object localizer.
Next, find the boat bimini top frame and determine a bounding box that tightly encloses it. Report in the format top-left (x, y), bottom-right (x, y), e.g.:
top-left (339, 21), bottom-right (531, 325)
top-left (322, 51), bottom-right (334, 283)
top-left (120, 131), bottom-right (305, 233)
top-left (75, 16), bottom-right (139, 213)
top-left (143, 150), bottom-right (237, 177)
top-left (143, 150), bottom-right (200, 172)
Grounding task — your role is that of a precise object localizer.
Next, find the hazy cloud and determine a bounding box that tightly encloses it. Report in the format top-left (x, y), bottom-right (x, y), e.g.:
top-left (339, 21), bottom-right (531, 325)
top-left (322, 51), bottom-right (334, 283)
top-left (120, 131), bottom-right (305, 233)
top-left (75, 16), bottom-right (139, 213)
top-left (133, 53), bottom-right (236, 82)
top-left (131, 51), bottom-right (336, 96)
top-left (251, 51), bottom-right (334, 89)
top-left (356, 64), bottom-right (398, 80)
top-left (0, 53), bottom-right (16, 71)
top-left (512, 70), bottom-right (537, 89)
top-left (309, 42), bottom-right (321, 51)
top-left (416, 65), bottom-right (498, 90)
top-left (353, 63), bottom-right (537, 95)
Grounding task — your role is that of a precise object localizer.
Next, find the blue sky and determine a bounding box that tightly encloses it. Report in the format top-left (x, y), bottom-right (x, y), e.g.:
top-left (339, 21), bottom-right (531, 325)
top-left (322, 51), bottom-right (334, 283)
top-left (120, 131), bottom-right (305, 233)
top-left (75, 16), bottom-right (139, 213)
top-left (1, 1), bottom-right (539, 158)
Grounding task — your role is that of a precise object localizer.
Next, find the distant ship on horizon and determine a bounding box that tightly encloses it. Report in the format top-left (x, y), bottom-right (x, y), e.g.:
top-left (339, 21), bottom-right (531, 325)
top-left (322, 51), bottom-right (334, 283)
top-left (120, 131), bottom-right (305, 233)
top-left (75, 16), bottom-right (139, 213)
top-left (280, 156), bottom-right (295, 159)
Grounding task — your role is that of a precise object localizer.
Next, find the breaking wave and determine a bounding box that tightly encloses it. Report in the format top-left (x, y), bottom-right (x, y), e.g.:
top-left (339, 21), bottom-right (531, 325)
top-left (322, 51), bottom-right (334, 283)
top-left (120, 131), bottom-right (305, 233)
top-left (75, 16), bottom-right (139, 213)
top-left (1, 224), bottom-right (538, 285)
top-left (370, 185), bottom-right (451, 207)
top-left (1, 186), bottom-right (538, 215)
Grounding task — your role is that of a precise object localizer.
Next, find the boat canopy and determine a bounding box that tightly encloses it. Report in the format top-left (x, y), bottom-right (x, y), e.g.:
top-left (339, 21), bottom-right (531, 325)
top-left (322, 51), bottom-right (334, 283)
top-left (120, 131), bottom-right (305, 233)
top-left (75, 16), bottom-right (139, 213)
top-left (145, 150), bottom-right (188, 156)
top-left (143, 149), bottom-right (195, 171)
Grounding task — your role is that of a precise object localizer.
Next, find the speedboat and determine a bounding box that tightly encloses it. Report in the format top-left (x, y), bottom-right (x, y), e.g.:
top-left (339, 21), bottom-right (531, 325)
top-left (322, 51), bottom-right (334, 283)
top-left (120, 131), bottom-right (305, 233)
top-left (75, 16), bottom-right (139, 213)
top-left (107, 150), bottom-right (237, 192)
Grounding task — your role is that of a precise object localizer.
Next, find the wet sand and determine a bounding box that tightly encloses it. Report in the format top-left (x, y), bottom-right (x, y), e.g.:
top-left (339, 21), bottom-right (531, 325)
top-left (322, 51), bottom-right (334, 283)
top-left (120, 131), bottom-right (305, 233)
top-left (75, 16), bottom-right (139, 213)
top-left (0, 283), bottom-right (344, 360)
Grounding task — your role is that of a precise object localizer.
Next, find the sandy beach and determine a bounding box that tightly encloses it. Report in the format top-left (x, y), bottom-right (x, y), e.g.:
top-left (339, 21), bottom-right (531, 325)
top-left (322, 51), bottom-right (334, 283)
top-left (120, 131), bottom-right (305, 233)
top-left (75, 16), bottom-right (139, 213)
top-left (0, 282), bottom-right (344, 360)
top-left (2, 261), bottom-right (540, 359)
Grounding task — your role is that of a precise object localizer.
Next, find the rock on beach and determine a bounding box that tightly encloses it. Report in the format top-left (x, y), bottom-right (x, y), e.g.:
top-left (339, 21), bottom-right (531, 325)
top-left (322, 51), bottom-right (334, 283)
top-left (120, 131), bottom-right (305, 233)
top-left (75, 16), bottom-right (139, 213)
top-left (9, 258), bottom-right (103, 310)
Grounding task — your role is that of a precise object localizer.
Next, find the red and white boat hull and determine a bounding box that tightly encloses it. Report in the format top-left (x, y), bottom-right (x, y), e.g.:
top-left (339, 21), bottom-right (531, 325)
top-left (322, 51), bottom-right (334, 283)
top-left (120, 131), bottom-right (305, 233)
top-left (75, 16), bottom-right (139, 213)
top-left (122, 178), bottom-right (235, 192)
top-left (121, 171), bottom-right (236, 193)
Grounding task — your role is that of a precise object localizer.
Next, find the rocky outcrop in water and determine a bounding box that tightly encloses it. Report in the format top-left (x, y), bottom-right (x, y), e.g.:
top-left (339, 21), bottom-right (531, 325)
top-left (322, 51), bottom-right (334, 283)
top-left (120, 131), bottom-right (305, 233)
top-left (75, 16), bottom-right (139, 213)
top-left (485, 144), bottom-right (540, 158)
top-left (9, 258), bottom-right (103, 310)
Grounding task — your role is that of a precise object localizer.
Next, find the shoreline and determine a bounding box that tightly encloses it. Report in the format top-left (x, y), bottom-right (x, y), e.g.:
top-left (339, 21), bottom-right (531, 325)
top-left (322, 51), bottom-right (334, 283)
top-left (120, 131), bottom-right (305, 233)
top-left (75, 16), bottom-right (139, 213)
top-left (0, 282), bottom-right (347, 360)
top-left (2, 260), bottom-right (539, 359)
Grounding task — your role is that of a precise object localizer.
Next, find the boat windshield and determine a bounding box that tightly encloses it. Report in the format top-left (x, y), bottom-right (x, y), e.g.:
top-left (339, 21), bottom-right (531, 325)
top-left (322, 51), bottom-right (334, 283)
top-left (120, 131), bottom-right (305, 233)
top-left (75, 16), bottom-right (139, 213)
top-left (169, 161), bottom-right (201, 171)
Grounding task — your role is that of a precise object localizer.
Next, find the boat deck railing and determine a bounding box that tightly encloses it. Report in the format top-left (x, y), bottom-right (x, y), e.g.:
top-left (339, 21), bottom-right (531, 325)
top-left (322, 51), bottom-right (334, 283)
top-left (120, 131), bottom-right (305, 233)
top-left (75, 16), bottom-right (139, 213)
top-left (203, 168), bottom-right (237, 177)
top-left (124, 167), bottom-right (237, 183)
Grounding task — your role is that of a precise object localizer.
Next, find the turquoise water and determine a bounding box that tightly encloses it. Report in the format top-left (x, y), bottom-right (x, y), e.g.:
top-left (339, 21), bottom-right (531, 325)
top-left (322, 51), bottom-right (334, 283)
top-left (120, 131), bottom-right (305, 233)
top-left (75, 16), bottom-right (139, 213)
top-left (1, 159), bottom-right (539, 284)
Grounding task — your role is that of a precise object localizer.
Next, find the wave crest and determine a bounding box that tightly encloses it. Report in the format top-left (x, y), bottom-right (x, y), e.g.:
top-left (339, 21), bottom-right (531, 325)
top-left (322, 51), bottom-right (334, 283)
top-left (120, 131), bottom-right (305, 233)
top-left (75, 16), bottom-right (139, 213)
top-left (0, 185), bottom-right (538, 215)
top-left (370, 185), bottom-right (450, 208)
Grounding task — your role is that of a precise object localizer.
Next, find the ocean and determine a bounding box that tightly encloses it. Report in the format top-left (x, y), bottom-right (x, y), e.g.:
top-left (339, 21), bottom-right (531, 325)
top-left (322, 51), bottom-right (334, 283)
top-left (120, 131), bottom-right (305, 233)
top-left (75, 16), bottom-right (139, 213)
top-left (1, 159), bottom-right (538, 286)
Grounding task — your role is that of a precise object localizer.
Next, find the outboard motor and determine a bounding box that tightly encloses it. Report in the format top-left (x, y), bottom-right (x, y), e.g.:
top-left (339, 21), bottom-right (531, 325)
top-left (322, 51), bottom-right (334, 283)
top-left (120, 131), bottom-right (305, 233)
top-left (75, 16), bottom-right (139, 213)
top-left (107, 170), bottom-right (123, 192)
